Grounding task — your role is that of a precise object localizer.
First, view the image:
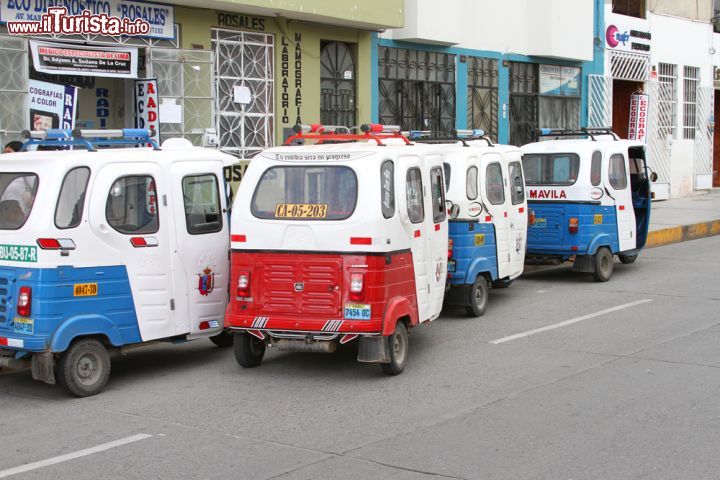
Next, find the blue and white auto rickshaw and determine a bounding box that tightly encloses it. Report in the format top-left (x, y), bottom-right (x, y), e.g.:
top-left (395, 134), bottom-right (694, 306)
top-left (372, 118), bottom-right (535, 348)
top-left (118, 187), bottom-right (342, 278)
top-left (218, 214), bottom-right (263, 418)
top-left (521, 128), bottom-right (656, 282)
top-left (0, 129), bottom-right (237, 396)
top-left (411, 131), bottom-right (527, 316)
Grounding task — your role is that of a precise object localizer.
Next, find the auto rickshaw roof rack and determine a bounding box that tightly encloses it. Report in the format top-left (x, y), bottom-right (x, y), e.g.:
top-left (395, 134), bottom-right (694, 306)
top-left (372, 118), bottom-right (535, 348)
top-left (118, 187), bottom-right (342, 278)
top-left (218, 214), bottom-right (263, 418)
top-left (284, 123), bottom-right (411, 146)
top-left (21, 128), bottom-right (160, 151)
top-left (408, 129), bottom-right (494, 147)
top-left (533, 127), bottom-right (620, 142)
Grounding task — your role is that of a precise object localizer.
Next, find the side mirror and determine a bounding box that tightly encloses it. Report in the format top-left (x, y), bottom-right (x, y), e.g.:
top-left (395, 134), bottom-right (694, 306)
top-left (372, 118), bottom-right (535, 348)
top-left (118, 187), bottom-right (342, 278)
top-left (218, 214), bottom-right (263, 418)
top-left (449, 203), bottom-right (460, 219)
top-left (650, 171), bottom-right (658, 183)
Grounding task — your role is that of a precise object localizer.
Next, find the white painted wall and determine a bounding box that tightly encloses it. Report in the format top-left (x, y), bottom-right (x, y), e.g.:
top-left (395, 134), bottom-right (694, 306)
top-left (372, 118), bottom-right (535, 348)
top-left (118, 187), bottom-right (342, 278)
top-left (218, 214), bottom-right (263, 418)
top-left (383, 0), bottom-right (594, 61)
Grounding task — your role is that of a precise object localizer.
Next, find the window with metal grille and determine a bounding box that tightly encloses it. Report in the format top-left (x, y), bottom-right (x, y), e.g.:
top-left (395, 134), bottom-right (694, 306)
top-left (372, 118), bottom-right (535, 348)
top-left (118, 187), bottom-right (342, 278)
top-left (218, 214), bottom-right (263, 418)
top-left (612, 0), bottom-right (646, 18)
top-left (509, 62), bottom-right (538, 147)
top-left (682, 66), bottom-right (700, 140)
top-left (467, 56), bottom-right (498, 141)
top-left (658, 63), bottom-right (678, 140)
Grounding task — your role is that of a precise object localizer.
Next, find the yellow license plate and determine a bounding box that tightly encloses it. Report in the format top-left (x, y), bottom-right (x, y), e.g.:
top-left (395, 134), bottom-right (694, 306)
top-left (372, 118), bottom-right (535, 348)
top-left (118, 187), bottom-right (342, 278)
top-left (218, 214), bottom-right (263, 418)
top-left (73, 283), bottom-right (98, 297)
top-left (474, 234), bottom-right (485, 246)
top-left (594, 214), bottom-right (603, 224)
top-left (274, 203), bottom-right (328, 219)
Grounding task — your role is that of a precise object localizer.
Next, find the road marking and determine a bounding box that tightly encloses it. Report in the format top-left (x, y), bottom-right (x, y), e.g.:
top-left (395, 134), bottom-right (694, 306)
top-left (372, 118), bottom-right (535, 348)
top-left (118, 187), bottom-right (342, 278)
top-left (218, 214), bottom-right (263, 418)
top-left (0, 434), bottom-right (152, 478)
top-left (489, 299), bottom-right (653, 345)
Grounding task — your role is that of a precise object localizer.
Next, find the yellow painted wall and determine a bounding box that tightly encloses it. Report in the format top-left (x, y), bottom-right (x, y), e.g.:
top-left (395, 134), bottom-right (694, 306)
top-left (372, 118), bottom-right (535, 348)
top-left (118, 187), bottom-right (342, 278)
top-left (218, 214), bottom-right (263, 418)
top-left (175, 6), bottom-right (373, 145)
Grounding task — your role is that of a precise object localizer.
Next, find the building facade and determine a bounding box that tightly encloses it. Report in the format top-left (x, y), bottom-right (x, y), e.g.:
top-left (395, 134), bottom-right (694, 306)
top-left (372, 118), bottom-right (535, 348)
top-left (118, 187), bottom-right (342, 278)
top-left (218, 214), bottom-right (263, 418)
top-left (588, 0), bottom-right (716, 199)
top-left (0, 0), bottom-right (402, 157)
top-left (374, 0), bottom-right (601, 146)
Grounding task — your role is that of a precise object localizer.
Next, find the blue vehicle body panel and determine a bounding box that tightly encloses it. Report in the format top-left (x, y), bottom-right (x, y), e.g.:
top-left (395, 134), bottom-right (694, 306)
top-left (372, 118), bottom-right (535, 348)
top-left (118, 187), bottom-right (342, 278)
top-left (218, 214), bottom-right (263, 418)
top-left (0, 265), bottom-right (141, 354)
top-left (448, 221), bottom-right (498, 285)
top-left (527, 202), bottom-right (620, 256)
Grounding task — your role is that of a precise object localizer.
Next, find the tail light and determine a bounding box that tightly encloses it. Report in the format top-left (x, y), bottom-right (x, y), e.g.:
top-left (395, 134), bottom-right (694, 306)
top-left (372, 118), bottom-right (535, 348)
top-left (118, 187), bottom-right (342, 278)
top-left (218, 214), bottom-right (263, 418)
top-left (17, 286), bottom-right (31, 317)
top-left (448, 238), bottom-right (454, 260)
top-left (236, 271), bottom-right (251, 297)
top-left (569, 217), bottom-right (579, 234)
top-left (528, 209), bottom-right (535, 226)
top-left (37, 238), bottom-right (76, 250)
top-left (349, 273), bottom-right (364, 301)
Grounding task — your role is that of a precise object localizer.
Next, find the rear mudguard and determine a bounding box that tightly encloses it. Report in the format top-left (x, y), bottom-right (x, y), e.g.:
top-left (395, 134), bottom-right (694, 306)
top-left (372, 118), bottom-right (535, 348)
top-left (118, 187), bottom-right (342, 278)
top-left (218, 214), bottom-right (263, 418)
top-left (381, 296), bottom-right (418, 336)
top-left (50, 314), bottom-right (124, 352)
top-left (587, 233), bottom-right (614, 256)
top-left (464, 255), bottom-right (498, 284)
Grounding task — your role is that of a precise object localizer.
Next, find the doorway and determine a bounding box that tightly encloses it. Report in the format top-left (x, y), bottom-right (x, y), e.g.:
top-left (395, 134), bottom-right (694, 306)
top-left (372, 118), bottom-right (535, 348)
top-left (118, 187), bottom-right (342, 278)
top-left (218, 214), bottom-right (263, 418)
top-left (612, 79), bottom-right (644, 139)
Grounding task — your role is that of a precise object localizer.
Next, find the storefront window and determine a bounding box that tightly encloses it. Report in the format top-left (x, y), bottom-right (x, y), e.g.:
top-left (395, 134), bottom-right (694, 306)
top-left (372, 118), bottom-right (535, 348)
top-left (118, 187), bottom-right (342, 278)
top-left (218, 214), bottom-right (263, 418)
top-left (612, 0), bottom-right (646, 19)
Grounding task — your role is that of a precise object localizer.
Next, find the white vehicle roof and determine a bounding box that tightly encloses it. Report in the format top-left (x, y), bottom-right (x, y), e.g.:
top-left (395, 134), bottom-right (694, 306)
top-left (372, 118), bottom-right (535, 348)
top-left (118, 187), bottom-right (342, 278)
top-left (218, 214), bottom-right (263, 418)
top-left (521, 136), bottom-right (645, 155)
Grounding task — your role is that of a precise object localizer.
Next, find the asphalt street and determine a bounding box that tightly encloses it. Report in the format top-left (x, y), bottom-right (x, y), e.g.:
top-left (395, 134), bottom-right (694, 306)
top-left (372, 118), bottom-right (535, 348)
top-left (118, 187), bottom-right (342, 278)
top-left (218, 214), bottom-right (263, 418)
top-left (0, 236), bottom-right (719, 480)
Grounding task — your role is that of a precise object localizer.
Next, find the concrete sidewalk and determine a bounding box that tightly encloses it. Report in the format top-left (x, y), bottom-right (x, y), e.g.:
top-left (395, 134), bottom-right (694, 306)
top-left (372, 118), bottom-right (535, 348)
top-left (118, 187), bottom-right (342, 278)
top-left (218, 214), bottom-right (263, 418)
top-left (646, 189), bottom-right (720, 247)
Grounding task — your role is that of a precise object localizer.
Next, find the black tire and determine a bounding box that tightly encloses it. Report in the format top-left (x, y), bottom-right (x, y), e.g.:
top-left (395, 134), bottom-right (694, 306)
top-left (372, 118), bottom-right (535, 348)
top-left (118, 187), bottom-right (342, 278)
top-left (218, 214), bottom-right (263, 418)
top-left (209, 330), bottom-right (233, 347)
top-left (381, 322), bottom-right (409, 376)
top-left (56, 339), bottom-right (111, 397)
top-left (465, 275), bottom-right (489, 317)
top-left (491, 278), bottom-right (513, 289)
top-left (233, 333), bottom-right (266, 368)
top-left (592, 247), bottom-right (614, 282)
top-left (618, 253), bottom-right (638, 264)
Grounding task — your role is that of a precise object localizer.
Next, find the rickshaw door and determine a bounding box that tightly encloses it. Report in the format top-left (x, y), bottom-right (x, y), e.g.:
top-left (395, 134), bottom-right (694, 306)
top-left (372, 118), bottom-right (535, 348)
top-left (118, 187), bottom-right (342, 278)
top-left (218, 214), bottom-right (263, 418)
top-left (481, 154), bottom-right (511, 279)
top-left (606, 150), bottom-right (636, 252)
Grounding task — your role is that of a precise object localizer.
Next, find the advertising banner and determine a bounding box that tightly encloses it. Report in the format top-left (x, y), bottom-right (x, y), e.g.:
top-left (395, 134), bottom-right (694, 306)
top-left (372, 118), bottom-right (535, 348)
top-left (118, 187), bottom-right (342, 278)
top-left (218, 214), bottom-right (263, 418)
top-left (605, 12), bottom-right (651, 54)
top-left (135, 78), bottom-right (159, 141)
top-left (28, 79), bottom-right (78, 131)
top-left (1, 0), bottom-right (174, 39)
top-left (628, 93), bottom-right (649, 143)
top-left (30, 40), bottom-right (138, 78)
top-left (539, 65), bottom-right (581, 97)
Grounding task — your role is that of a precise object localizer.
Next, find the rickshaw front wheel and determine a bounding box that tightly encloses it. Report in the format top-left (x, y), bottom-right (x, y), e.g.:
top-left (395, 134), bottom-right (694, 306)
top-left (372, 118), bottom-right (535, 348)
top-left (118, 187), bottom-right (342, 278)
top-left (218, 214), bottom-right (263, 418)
top-left (618, 253), bottom-right (638, 264)
top-left (592, 247), bottom-right (614, 282)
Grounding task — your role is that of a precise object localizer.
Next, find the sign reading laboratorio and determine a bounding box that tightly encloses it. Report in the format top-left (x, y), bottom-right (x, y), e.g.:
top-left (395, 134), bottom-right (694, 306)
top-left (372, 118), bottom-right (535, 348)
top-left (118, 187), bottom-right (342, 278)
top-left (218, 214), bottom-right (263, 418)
top-left (0, 0), bottom-right (174, 39)
top-left (135, 78), bottom-right (159, 140)
top-left (539, 65), bottom-right (581, 96)
top-left (628, 93), bottom-right (649, 143)
top-left (28, 79), bottom-right (77, 131)
top-left (30, 40), bottom-right (138, 78)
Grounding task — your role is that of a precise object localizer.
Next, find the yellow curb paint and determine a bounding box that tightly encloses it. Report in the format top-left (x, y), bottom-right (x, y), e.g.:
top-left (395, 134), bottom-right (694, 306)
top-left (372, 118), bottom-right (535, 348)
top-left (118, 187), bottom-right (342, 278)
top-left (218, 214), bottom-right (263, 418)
top-left (710, 220), bottom-right (720, 236)
top-left (646, 226), bottom-right (683, 248)
top-left (686, 222), bottom-right (709, 239)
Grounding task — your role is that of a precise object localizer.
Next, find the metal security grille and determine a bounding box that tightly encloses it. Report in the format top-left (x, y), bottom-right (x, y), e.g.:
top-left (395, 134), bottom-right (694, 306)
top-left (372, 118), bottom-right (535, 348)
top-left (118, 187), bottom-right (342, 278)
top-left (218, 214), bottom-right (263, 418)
top-left (657, 63), bottom-right (678, 140)
top-left (212, 29), bottom-right (274, 158)
top-left (694, 86), bottom-right (713, 181)
top-left (467, 56), bottom-right (498, 141)
top-left (610, 51), bottom-right (649, 82)
top-left (320, 41), bottom-right (356, 127)
top-left (509, 62), bottom-right (538, 146)
top-left (378, 47), bottom-right (456, 133)
top-left (588, 75), bottom-right (613, 128)
top-left (647, 79), bottom-right (673, 183)
top-left (0, 34), bottom-right (27, 147)
top-left (682, 66), bottom-right (700, 140)
top-left (150, 48), bottom-right (214, 146)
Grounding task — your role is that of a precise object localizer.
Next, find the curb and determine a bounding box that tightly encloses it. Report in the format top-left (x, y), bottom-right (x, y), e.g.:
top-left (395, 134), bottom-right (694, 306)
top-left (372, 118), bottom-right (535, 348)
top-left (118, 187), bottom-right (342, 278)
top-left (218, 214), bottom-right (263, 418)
top-left (646, 220), bottom-right (720, 248)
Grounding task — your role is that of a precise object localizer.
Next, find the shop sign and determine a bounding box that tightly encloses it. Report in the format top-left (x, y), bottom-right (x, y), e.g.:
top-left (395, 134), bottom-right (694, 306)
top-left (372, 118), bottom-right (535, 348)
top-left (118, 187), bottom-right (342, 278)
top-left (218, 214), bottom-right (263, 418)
top-left (28, 78), bottom-right (77, 131)
top-left (216, 12), bottom-right (265, 31)
top-left (135, 78), bottom-right (159, 140)
top-left (605, 13), bottom-right (651, 54)
top-left (1, 0), bottom-right (174, 39)
top-left (628, 93), bottom-right (649, 143)
top-left (539, 65), bottom-right (580, 97)
top-left (30, 40), bottom-right (138, 78)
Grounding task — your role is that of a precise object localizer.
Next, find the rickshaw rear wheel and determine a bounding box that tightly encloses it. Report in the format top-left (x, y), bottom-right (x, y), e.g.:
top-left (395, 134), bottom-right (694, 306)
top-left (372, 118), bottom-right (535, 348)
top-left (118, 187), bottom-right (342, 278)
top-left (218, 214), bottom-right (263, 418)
top-left (209, 330), bottom-right (233, 347)
top-left (233, 333), bottom-right (266, 368)
top-left (592, 247), bottom-right (614, 282)
top-left (56, 338), bottom-right (111, 398)
top-left (381, 321), bottom-right (409, 375)
top-left (618, 253), bottom-right (638, 264)
top-left (466, 275), bottom-right (489, 317)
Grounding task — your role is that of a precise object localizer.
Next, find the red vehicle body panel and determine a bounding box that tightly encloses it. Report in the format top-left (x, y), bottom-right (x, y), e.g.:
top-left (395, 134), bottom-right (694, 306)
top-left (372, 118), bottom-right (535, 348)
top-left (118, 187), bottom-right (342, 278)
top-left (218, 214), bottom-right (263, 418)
top-left (225, 250), bottom-right (419, 335)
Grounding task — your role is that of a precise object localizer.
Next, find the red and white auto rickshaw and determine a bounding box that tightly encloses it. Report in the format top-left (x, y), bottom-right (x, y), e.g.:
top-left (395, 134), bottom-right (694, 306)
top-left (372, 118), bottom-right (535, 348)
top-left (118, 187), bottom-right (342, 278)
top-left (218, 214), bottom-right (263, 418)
top-left (224, 124), bottom-right (449, 375)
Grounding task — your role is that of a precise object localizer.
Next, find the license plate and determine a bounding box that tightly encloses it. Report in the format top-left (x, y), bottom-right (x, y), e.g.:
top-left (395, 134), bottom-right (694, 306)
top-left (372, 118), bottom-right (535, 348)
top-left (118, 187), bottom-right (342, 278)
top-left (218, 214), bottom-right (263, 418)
top-left (533, 218), bottom-right (547, 229)
top-left (13, 317), bottom-right (33, 335)
top-left (448, 259), bottom-right (456, 273)
top-left (73, 283), bottom-right (98, 297)
top-left (274, 203), bottom-right (328, 219)
top-left (344, 303), bottom-right (371, 320)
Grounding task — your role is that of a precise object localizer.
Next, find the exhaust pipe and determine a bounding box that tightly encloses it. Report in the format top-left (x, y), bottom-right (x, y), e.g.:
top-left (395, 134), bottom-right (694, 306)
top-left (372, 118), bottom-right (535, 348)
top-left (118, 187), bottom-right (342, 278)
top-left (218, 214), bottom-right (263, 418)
top-left (271, 339), bottom-right (337, 353)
